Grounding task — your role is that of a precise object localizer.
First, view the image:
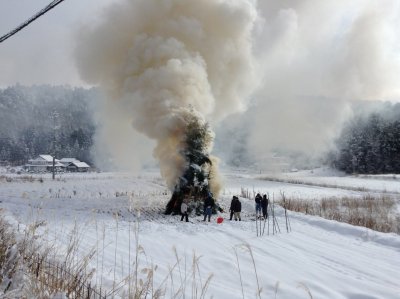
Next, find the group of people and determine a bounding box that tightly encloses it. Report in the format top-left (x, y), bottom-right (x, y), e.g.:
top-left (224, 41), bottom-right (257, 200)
top-left (180, 192), bottom-right (269, 222)
top-left (255, 193), bottom-right (269, 219)
top-left (180, 192), bottom-right (216, 222)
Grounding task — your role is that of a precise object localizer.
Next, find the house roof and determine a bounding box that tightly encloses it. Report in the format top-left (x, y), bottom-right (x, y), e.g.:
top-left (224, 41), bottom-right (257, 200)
top-left (39, 155), bottom-right (54, 162)
top-left (60, 158), bottom-right (78, 163)
top-left (69, 161), bottom-right (90, 168)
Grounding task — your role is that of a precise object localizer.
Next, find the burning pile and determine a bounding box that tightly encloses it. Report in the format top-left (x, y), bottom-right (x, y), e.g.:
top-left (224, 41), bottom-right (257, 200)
top-left (74, 0), bottom-right (258, 214)
top-left (165, 116), bottom-right (215, 214)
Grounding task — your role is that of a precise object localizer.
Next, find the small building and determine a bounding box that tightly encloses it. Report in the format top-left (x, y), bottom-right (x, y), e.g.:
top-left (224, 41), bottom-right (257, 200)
top-left (47, 162), bottom-right (66, 172)
top-left (25, 154), bottom-right (56, 172)
top-left (66, 161), bottom-right (90, 172)
top-left (25, 155), bottom-right (90, 173)
top-left (59, 158), bottom-right (79, 166)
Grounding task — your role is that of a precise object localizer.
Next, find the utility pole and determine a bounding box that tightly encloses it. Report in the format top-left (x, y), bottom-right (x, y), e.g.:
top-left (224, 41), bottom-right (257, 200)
top-left (52, 111), bottom-right (59, 180)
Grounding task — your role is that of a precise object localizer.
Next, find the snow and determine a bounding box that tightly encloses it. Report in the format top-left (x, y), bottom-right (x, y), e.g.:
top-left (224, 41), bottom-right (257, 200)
top-left (0, 169), bottom-right (399, 298)
top-left (59, 158), bottom-right (78, 163)
top-left (260, 167), bottom-right (400, 194)
top-left (70, 161), bottom-right (90, 168)
top-left (39, 155), bottom-right (54, 162)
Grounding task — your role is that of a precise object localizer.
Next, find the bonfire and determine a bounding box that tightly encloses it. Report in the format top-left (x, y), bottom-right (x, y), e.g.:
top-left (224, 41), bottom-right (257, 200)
top-left (165, 117), bottom-right (215, 215)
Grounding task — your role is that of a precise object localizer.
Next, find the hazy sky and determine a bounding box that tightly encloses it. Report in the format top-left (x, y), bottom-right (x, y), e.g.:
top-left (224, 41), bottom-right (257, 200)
top-left (2, 0), bottom-right (400, 170)
top-left (0, 0), bottom-right (114, 87)
top-left (1, 0), bottom-right (400, 95)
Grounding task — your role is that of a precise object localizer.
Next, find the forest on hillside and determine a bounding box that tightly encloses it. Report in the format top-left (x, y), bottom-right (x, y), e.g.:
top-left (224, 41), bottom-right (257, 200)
top-left (1, 85), bottom-right (400, 174)
top-left (332, 102), bottom-right (400, 174)
top-left (0, 85), bottom-right (96, 164)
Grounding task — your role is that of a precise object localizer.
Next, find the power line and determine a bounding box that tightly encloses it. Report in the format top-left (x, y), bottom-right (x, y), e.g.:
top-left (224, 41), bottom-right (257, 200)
top-left (0, 0), bottom-right (67, 44)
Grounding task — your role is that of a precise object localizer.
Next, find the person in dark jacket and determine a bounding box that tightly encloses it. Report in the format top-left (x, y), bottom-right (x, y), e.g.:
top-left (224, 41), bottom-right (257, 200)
top-left (255, 193), bottom-right (262, 218)
top-left (229, 196), bottom-right (236, 220)
top-left (261, 194), bottom-right (269, 219)
top-left (233, 196), bottom-right (242, 221)
top-left (203, 194), bottom-right (215, 222)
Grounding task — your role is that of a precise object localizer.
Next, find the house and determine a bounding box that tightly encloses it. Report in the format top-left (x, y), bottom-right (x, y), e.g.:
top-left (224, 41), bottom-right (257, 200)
top-left (66, 161), bottom-right (90, 172)
top-left (61, 158), bottom-right (91, 172)
top-left (59, 158), bottom-right (79, 166)
top-left (24, 155), bottom-right (63, 172)
top-left (25, 155), bottom-right (91, 173)
top-left (48, 162), bottom-right (66, 172)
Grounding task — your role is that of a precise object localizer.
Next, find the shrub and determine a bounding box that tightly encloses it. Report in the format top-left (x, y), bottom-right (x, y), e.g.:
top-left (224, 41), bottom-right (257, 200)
top-left (279, 195), bottom-right (399, 234)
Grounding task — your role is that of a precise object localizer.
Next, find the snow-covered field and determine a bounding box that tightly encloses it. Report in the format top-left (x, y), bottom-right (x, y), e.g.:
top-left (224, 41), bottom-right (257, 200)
top-left (258, 167), bottom-right (400, 195)
top-left (1, 169), bottom-right (399, 298)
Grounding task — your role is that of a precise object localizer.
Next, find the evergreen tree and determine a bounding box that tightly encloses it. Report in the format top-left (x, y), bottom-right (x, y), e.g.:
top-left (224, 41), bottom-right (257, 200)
top-left (165, 116), bottom-right (214, 215)
top-left (333, 103), bottom-right (400, 174)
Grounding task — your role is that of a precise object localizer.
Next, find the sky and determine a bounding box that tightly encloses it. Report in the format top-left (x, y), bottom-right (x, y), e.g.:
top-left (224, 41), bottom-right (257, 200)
top-left (0, 0), bottom-right (114, 87)
top-left (1, 0), bottom-right (400, 170)
top-left (1, 0), bottom-right (400, 95)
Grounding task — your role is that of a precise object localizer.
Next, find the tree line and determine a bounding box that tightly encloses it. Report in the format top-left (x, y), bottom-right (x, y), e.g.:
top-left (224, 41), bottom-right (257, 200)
top-left (1, 84), bottom-right (399, 174)
top-left (0, 85), bottom-right (96, 165)
top-left (332, 102), bottom-right (400, 174)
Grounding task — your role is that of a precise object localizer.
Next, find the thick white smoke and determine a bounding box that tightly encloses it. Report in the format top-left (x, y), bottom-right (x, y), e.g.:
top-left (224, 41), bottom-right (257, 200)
top-left (75, 0), bottom-right (258, 191)
top-left (76, 0), bottom-right (400, 176)
top-left (246, 0), bottom-right (400, 168)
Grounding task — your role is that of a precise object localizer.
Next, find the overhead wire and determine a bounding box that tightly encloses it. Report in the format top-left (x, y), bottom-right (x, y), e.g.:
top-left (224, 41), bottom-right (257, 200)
top-left (0, 0), bottom-right (67, 43)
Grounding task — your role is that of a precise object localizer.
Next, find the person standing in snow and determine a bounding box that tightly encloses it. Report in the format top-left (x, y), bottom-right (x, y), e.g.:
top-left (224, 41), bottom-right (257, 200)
top-left (261, 194), bottom-right (269, 219)
top-left (233, 196), bottom-right (242, 221)
top-left (203, 193), bottom-right (215, 222)
top-left (229, 196), bottom-right (236, 220)
top-left (181, 200), bottom-right (189, 222)
top-left (255, 193), bottom-right (262, 218)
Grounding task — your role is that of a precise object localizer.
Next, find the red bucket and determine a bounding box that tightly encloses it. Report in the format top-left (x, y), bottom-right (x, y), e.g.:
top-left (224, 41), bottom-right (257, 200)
top-left (217, 217), bottom-right (224, 224)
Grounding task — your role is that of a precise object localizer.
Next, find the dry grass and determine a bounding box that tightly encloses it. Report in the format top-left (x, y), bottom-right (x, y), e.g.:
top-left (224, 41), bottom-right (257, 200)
top-left (240, 187), bottom-right (253, 199)
top-left (0, 175), bottom-right (44, 183)
top-left (0, 206), bottom-right (215, 298)
top-left (0, 213), bottom-right (101, 298)
top-left (103, 210), bottom-right (214, 299)
top-left (234, 242), bottom-right (314, 299)
top-left (279, 194), bottom-right (399, 234)
top-left (0, 210), bottom-right (18, 293)
top-left (0, 211), bottom-right (322, 299)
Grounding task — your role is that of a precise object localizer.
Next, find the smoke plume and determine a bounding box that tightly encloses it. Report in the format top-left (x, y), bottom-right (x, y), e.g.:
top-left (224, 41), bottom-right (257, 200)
top-left (245, 0), bottom-right (400, 168)
top-left (75, 0), bottom-right (258, 193)
top-left (76, 0), bottom-right (400, 176)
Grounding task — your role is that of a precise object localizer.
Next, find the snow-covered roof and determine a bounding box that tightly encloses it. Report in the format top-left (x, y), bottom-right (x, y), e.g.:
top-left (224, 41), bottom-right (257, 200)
top-left (60, 158), bottom-right (78, 163)
top-left (39, 155), bottom-right (54, 162)
top-left (69, 161), bottom-right (90, 168)
top-left (28, 157), bottom-right (52, 164)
